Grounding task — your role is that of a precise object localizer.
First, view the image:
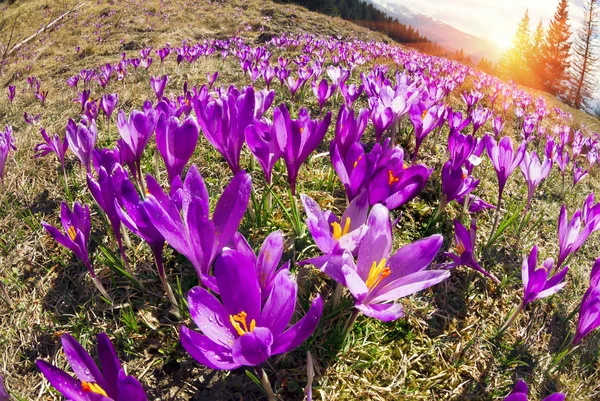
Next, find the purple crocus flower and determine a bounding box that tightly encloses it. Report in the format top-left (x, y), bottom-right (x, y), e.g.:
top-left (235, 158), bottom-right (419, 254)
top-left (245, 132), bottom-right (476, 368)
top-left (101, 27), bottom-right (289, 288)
top-left (36, 333), bottom-right (147, 401)
top-left (87, 163), bottom-right (133, 274)
top-left (557, 205), bottom-right (594, 268)
top-left (116, 101), bottom-right (157, 181)
top-left (520, 150), bottom-right (552, 213)
top-left (67, 75), bottom-right (80, 88)
top-left (207, 72), bottom-right (218, 89)
top-left (470, 107), bottom-right (492, 134)
top-left (180, 251), bottom-right (323, 370)
top-left (573, 163), bottom-right (588, 187)
top-left (34, 127), bottom-right (69, 170)
top-left (23, 112), bottom-right (41, 125)
top-left (485, 134), bottom-right (526, 234)
top-left (155, 114), bottom-right (200, 184)
top-left (301, 189), bottom-right (369, 255)
top-left (573, 258), bottom-right (600, 345)
top-left (115, 177), bottom-right (176, 305)
top-left (457, 194), bottom-right (495, 213)
top-left (245, 120), bottom-right (282, 185)
top-left (370, 103), bottom-right (394, 141)
top-left (441, 162), bottom-right (479, 205)
top-left (445, 219), bottom-right (500, 283)
top-left (330, 141), bottom-right (373, 201)
top-left (100, 93), bottom-right (119, 120)
top-left (316, 204), bottom-right (450, 321)
top-left (447, 131), bottom-right (476, 167)
top-left (143, 165), bottom-right (251, 283)
top-left (42, 202), bottom-right (111, 300)
top-left (274, 104), bottom-right (332, 195)
top-left (311, 78), bottom-right (336, 111)
top-left (0, 373), bottom-right (8, 401)
top-left (485, 135), bottom-right (526, 195)
top-left (150, 75), bottom-right (168, 101)
top-left (447, 109), bottom-right (471, 135)
top-left (367, 148), bottom-right (432, 210)
top-left (340, 82), bottom-right (363, 108)
top-left (522, 246), bottom-right (568, 305)
top-left (7, 85), bottom-right (15, 103)
top-left (228, 230), bottom-right (289, 299)
top-left (334, 105), bottom-right (368, 158)
top-left (503, 380), bottom-right (564, 401)
top-left (408, 103), bottom-right (441, 164)
top-left (66, 118), bottom-right (97, 173)
top-left (194, 86), bottom-right (255, 174)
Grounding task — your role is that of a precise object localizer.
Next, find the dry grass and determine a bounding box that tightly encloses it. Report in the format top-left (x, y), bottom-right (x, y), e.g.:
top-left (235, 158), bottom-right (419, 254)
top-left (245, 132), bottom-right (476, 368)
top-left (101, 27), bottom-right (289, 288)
top-left (0, 0), bottom-right (600, 400)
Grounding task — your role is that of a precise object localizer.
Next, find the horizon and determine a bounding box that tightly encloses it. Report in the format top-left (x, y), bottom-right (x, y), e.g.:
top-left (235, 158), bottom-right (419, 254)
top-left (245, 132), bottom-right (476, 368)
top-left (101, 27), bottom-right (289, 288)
top-left (383, 0), bottom-right (587, 49)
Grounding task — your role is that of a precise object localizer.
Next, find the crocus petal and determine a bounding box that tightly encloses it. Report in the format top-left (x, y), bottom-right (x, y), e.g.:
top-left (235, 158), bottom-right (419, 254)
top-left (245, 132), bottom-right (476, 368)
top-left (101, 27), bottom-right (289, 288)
top-left (180, 326), bottom-right (240, 370)
top-left (116, 376), bottom-right (148, 401)
top-left (356, 204), bottom-right (392, 280)
top-left (212, 171), bottom-right (252, 251)
top-left (271, 295), bottom-right (323, 354)
top-left (61, 333), bottom-right (106, 390)
top-left (355, 302), bottom-right (405, 322)
top-left (187, 286), bottom-right (236, 347)
top-left (384, 235), bottom-right (443, 283)
top-left (214, 249), bottom-right (261, 321)
top-left (371, 270), bottom-right (451, 303)
top-left (301, 194), bottom-right (335, 253)
top-left (36, 360), bottom-right (88, 401)
top-left (257, 231), bottom-right (284, 293)
top-left (232, 327), bottom-right (273, 366)
top-left (97, 333), bottom-right (122, 398)
top-left (259, 269), bottom-right (297, 336)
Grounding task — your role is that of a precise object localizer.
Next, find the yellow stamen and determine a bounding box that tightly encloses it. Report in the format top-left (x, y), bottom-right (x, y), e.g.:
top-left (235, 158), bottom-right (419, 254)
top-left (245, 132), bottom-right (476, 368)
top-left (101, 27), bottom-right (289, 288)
top-left (81, 381), bottom-right (108, 396)
top-left (422, 110), bottom-right (428, 120)
top-left (67, 226), bottom-right (77, 241)
top-left (388, 170), bottom-right (399, 186)
top-left (229, 311), bottom-right (256, 336)
top-left (454, 240), bottom-right (466, 256)
top-left (331, 217), bottom-right (351, 240)
top-left (365, 258), bottom-right (391, 289)
top-left (353, 156), bottom-right (363, 169)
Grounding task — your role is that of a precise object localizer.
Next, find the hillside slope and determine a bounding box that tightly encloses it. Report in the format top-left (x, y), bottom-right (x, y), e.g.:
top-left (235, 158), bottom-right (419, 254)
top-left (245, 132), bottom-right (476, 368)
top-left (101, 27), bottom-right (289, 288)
top-left (0, 1), bottom-right (599, 401)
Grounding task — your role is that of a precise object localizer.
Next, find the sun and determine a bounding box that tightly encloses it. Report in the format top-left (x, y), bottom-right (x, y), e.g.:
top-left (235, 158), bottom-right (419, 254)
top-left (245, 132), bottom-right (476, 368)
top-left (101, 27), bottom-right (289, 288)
top-left (492, 34), bottom-right (513, 50)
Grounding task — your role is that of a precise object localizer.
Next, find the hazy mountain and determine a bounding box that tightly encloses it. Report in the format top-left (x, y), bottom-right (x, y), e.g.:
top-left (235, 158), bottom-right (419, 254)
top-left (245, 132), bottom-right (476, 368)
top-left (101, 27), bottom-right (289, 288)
top-left (364, 0), bottom-right (503, 63)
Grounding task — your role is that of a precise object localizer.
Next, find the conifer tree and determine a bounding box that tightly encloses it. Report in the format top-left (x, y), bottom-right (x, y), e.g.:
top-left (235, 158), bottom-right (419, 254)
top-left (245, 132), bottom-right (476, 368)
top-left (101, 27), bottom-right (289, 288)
top-left (541, 0), bottom-right (572, 95)
top-left (499, 9), bottom-right (532, 84)
top-left (569, 0), bottom-right (598, 110)
top-left (529, 18), bottom-right (545, 88)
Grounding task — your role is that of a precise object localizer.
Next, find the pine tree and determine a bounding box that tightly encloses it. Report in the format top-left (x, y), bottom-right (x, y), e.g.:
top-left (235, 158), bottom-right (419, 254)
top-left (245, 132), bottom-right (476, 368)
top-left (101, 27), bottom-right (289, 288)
top-left (499, 9), bottom-right (532, 84)
top-left (569, 0), bottom-right (598, 110)
top-left (540, 0), bottom-right (572, 96)
top-left (529, 18), bottom-right (545, 88)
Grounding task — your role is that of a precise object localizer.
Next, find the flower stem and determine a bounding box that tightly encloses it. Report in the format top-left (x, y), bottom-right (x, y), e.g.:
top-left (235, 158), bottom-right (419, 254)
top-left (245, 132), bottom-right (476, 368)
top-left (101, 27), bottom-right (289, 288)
top-left (498, 300), bottom-right (524, 335)
top-left (255, 367), bottom-right (276, 401)
top-left (344, 309), bottom-right (360, 338)
top-left (153, 249), bottom-right (178, 309)
top-left (487, 192), bottom-right (503, 247)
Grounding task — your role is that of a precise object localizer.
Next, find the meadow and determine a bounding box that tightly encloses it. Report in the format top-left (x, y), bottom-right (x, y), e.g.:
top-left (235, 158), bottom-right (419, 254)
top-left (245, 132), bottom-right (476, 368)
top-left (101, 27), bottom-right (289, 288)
top-left (0, 0), bottom-right (600, 400)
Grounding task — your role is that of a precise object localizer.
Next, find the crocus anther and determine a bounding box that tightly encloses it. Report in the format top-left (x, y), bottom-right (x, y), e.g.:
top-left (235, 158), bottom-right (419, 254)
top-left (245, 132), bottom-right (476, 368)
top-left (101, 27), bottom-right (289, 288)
top-left (331, 217), bottom-right (351, 240)
top-left (81, 381), bottom-right (108, 396)
top-left (366, 258), bottom-right (390, 289)
top-left (388, 170), bottom-right (399, 186)
top-left (67, 226), bottom-right (77, 241)
top-left (229, 311), bottom-right (256, 336)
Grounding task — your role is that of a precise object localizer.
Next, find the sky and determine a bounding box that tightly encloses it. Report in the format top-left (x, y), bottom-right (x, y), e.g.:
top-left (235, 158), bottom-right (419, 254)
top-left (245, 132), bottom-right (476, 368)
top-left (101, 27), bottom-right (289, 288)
top-left (396, 0), bottom-right (588, 49)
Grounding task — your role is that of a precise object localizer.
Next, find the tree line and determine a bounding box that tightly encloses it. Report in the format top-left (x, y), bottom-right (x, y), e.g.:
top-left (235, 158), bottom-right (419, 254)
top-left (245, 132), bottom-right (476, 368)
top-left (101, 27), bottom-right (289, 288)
top-left (281, 0), bottom-right (446, 56)
top-left (498, 0), bottom-right (598, 110)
